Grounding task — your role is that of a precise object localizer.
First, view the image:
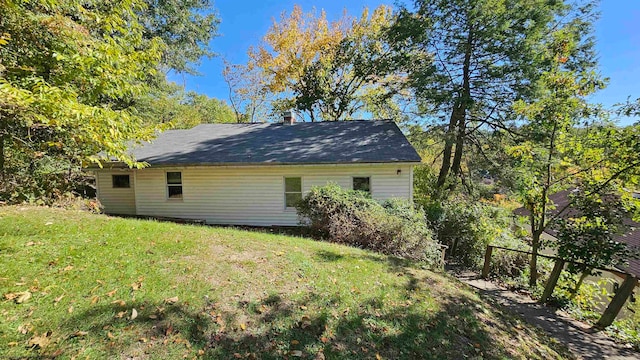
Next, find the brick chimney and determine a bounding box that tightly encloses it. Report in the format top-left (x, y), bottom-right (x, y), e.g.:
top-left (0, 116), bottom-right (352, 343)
top-left (283, 110), bottom-right (295, 125)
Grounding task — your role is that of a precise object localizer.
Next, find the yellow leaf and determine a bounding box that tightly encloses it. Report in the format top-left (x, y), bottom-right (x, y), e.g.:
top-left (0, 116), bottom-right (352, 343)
top-left (28, 332), bottom-right (50, 349)
top-left (239, 322), bottom-right (246, 331)
top-left (106, 289), bottom-right (117, 297)
top-left (53, 294), bottom-right (64, 304)
top-left (90, 296), bottom-right (100, 304)
top-left (16, 291), bottom-right (31, 304)
top-left (107, 331), bottom-right (115, 339)
top-left (164, 296), bottom-right (179, 304)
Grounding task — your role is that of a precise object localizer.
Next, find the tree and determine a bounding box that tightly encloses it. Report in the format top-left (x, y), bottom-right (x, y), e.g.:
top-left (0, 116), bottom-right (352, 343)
top-left (222, 61), bottom-right (272, 123)
top-left (140, 0), bottom-right (220, 75)
top-left (507, 10), bottom-right (640, 286)
top-left (248, 5), bottom-right (407, 121)
top-left (0, 0), bottom-right (167, 201)
top-left (389, 0), bottom-right (576, 193)
top-left (136, 83), bottom-right (236, 128)
top-left (554, 188), bottom-right (638, 297)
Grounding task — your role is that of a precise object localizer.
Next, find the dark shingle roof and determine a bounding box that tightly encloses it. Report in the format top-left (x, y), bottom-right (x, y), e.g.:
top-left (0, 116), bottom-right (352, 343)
top-left (126, 120), bottom-right (421, 166)
top-left (514, 190), bottom-right (640, 277)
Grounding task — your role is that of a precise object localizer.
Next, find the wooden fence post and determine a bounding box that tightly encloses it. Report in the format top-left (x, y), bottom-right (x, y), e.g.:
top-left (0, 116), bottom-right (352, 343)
top-left (540, 259), bottom-right (564, 303)
top-left (596, 275), bottom-right (638, 329)
top-left (481, 246), bottom-right (493, 279)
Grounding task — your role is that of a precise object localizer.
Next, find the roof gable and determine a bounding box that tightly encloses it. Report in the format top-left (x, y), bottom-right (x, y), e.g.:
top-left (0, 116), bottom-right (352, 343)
top-left (128, 120), bottom-right (421, 166)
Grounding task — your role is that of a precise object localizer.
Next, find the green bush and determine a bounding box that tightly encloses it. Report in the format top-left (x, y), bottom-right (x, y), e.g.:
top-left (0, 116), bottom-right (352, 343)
top-left (296, 184), bottom-right (441, 264)
top-left (423, 198), bottom-right (517, 268)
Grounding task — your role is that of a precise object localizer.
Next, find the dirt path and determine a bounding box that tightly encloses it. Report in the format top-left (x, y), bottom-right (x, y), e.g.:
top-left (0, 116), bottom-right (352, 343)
top-left (453, 270), bottom-right (638, 360)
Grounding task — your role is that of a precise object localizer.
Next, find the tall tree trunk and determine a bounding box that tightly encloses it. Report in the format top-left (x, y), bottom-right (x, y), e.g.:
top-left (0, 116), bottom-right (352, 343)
top-left (571, 269), bottom-right (591, 300)
top-left (0, 131), bottom-right (5, 182)
top-left (436, 105), bottom-right (460, 189)
top-left (437, 21), bottom-right (473, 191)
top-left (530, 229), bottom-right (541, 287)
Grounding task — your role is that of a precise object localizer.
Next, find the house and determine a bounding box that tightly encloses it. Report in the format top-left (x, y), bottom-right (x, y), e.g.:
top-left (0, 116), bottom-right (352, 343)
top-left (513, 189), bottom-right (640, 279)
top-left (92, 118), bottom-right (422, 226)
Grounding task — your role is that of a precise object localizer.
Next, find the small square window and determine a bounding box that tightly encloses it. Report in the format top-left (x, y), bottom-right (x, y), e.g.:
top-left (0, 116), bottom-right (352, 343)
top-left (284, 177), bottom-right (302, 208)
top-left (112, 175), bottom-right (130, 188)
top-left (167, 172), bottom-right (183, 199)
top-left (353, 177), bottom-right (370, 194)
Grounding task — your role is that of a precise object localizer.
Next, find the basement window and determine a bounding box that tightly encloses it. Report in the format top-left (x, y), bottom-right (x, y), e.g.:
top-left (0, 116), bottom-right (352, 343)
top-left (112, 175), bottom-right (130, 188)
top-left (167, 172), bottom-right (183, 199)
top-left (353, 177), bottom-right (371, 194)
top-left (284, 177), bottom-right (302, 209)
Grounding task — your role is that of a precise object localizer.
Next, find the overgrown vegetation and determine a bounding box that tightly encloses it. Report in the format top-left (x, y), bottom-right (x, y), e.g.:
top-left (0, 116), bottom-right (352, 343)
top-left (0, 206), bottom-right (573, 359)
top-left (296, 184), bottom-right (441, 265)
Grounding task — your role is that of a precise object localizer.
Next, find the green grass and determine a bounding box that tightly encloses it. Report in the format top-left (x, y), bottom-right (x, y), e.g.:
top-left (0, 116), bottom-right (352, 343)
top-left (0, 206), bottom-right (572, 359)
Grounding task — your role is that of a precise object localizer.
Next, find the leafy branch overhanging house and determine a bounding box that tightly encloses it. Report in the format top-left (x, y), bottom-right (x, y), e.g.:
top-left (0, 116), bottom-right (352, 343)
top-left (91, 115), bottom-right (422, 226)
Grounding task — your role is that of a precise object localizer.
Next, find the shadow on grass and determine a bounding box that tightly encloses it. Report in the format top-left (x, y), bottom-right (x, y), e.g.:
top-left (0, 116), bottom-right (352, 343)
top-left (47, 253), bottom-right (572, 360)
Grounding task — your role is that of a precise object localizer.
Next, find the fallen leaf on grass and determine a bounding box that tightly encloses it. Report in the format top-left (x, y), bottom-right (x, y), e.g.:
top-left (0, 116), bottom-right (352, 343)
top-left (28, 331), bottom-right (51, 349)
top-left (290, 350), bottom-right (303, 357)
top-left (131, 282), bottom-right (142, 291)
top-left (130, 308), bottom-right (138, 320)
top-left (107, 332), bottom-right (115, 339)
top-left (16, 291), bottom-right (31, 304)
top-left (8, 341), bottom-right (19, 347)
top-left (71, 331), bottom-right (88, 338)
top-left (164, 296), bottom-right (179, 304)
top-left (90, 296), bottom-right (100, 304)
top-left (53, 295), bottom-right (64, 304)
top-left (63, 265), bottom-right (74, 272)
top-left (239, 323), bottom-right (246, 331)
top-left (4, 292), bottom-right (17, 301)
top-left (148, 314), bottom-right (158, 319)
top-left (18, 323), bottom-right (32, 334)
top-left (68, 306), bottom-right (73, 313)
top-left (45, 222), bottom-right (53, 226)
top-left (115, 311), bottom-right (126, 319)
top-left (300, 315), bottom-right (311, 329)
top-left (291, 340), bottom-right (299, 345)
top-left (50, 349), bottom-right (63, 357)
top-left (111, 299), bottom-right (126, 307)
top-left (106, 289), bottom-right (117, 297)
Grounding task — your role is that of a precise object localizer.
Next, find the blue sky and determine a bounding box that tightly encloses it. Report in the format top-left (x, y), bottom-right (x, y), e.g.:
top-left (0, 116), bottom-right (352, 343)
top-left (173, 1), bottom-right (640, 124)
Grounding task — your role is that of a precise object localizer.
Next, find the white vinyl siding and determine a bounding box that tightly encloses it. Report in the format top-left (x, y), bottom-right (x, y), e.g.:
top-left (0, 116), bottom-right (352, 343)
top-left (97, 163), bottom-right (413, 226)
top-left (96, 170), bottom-right (136, 215)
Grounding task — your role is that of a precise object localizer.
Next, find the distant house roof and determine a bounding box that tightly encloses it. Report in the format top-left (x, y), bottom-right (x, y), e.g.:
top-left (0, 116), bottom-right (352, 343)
top-left (119, 120), bottom-right (421, 166)
top-left (514, 190), bottom-right (640, 277)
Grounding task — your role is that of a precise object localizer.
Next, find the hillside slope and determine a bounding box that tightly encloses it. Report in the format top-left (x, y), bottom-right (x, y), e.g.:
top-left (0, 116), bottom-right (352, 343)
top-left (0, 206), bottom-right (571, 359)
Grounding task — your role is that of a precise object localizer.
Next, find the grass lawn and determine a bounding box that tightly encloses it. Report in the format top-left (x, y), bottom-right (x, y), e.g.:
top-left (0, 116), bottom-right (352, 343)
top-left (0, 206), bottom-right (572, 359)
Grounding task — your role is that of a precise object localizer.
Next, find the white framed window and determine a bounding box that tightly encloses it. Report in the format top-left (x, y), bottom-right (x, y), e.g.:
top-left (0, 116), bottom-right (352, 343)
top-left (166, 171), bottom-right (183, 199)
top-left (353, 176), bottom-right (371, 194)
top-left (284, 177), bottom-right (302, 209)
top-left (112, 174), bottom-right (130, 188)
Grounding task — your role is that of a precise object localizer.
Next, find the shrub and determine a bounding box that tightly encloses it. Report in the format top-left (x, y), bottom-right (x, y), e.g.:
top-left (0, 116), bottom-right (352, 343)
top-left (296, 184), bottom-right (441, 264)
top-left (423, 198), bottom-right (517, 268)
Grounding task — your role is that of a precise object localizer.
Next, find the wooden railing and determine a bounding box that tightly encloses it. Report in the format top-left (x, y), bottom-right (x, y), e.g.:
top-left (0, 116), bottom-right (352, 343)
top-left (481, 244), bottom-right (638, 328)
